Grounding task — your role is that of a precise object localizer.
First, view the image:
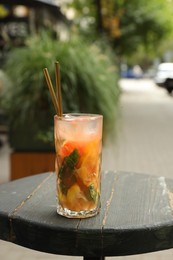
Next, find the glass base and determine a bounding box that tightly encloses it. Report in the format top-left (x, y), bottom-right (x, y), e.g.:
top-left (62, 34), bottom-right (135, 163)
top-left (57, 205), bottom-right (100, 218)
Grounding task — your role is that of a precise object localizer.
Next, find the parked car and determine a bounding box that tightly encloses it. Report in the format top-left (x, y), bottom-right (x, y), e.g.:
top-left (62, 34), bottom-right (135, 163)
top-left (121, 64), bottom-right (143, 79)
top-left (154, 63), bottom-right (173, 93)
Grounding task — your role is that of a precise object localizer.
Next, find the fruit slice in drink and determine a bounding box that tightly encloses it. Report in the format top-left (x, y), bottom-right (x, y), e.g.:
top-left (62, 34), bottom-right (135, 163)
top-left (56, 138), bottom-right (101, 212)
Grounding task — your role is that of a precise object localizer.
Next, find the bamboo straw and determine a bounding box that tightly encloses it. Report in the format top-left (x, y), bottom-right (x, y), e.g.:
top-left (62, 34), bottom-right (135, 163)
top-left (55, 61), bottom-right (63, 117)
top-left (43, 68), bottom-right (60, 116)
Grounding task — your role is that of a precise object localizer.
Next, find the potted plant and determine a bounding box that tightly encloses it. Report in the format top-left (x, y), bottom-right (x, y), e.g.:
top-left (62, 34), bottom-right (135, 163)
top-left (1, 32), bottom-right (120, 179)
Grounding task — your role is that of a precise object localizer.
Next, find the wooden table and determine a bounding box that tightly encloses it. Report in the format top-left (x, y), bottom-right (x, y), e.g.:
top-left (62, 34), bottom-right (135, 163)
top-left (1, 171), bottom-right (173, 260)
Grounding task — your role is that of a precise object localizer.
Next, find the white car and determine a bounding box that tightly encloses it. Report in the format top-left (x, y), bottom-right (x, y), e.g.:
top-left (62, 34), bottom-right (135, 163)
top-left (154, 63), bottom-right (173, 93)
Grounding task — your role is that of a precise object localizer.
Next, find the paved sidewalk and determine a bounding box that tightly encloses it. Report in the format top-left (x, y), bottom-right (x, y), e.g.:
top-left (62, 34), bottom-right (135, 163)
top-left (1, 79), bottom-right (173, 259)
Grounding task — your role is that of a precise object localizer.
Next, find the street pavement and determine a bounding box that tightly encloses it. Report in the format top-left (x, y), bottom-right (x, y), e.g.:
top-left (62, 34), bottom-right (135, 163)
top-left (1, 78), bottom-right (173, 259)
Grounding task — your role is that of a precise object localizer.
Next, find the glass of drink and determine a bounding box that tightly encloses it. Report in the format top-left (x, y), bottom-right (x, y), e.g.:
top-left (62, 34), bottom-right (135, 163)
top-left (54, 113), bottom-right (103, 218)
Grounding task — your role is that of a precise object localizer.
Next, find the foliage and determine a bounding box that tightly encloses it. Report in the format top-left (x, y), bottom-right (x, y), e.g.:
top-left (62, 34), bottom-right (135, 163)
top-left (64, 0), bottom-right (173, 64)
top-left (113, 0), bottom-right (173, 58)
top-left (1, 32), bottom-right (120, 145)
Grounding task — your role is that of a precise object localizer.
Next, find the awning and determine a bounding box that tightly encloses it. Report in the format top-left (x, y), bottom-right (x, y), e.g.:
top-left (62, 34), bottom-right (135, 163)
top-left (0, 1), bottom-right (69, 22)
top-left (0, 0), bottom-right (59, 8)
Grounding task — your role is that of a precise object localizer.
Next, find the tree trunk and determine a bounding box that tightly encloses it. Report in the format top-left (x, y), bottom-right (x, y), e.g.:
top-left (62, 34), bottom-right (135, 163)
top-left (95, 0), bottom-right (103, 33)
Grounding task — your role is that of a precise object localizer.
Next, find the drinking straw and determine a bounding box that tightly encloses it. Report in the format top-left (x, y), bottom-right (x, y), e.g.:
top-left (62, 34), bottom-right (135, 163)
top-left (43, 68), bottom-right (60, 116)
top-left (55, 61), bottom-right (63, 117)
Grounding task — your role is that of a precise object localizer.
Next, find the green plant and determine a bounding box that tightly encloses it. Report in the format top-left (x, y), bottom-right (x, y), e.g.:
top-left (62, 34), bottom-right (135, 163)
top-left (2, 32), bottom-right (120, 148)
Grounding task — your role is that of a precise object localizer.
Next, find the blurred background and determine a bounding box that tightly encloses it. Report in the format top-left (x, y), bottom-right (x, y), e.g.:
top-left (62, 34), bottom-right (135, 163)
top-left (1, 0), bottom-right (173, 259)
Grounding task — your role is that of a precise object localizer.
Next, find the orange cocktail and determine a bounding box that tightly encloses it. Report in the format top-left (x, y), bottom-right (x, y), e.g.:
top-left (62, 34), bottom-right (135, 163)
top-left (54, 113), bottom-right (103, 218)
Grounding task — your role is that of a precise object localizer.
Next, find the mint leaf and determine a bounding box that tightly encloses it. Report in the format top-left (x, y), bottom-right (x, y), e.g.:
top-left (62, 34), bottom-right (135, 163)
top-left (59, 148), bottom-right (79, 179)
top-left (88, 184), bottom-right (98, 202)
top-left (59, 149), bottom-right (79, 194)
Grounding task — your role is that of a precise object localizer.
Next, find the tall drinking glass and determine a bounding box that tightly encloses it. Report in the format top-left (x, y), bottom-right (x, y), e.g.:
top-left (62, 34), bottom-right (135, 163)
top-left (54, 113), bottom-right (103, 218)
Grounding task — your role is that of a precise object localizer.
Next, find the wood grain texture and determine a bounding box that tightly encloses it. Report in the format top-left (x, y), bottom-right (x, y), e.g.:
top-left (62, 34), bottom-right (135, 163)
top-left (0, 173), bottom-right (50, 241)
top-left (10, 152), bottom-right (55, 180)
top-left (0, 171), bottom-right (173, 257)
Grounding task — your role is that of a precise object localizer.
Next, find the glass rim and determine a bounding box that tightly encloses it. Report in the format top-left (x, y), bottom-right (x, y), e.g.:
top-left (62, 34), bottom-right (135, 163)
top-left (54, 113), bottom-right (103, 121)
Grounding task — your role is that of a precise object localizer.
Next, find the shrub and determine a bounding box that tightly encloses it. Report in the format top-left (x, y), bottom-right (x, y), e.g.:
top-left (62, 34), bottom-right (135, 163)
top-left (1, 32), bottom-right (120, 147)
